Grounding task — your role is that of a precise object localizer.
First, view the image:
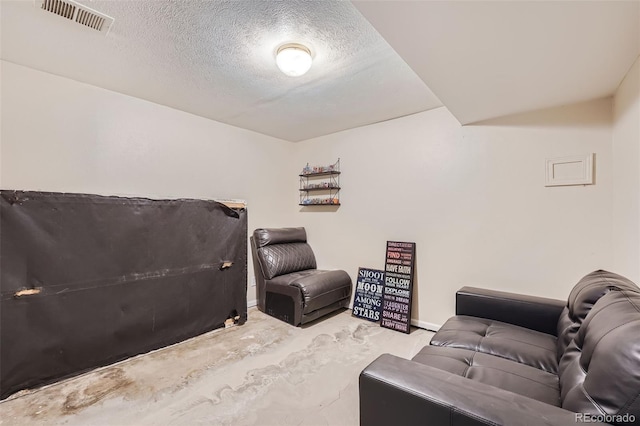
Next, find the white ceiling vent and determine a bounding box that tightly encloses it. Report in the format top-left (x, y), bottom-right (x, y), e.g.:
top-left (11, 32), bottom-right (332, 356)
top-left (35, 0), bottom-right (114, 34)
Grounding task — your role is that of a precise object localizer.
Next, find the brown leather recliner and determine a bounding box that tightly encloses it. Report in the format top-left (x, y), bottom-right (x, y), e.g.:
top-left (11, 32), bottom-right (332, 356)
top-left (250, 227), bottom-right (352, 326)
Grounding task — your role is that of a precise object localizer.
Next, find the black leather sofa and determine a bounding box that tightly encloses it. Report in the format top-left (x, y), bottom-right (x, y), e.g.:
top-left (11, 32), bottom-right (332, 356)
top-left (250, 227), bottom-right (352, 326)
top-left (360, 270), bottom-right (640, 425)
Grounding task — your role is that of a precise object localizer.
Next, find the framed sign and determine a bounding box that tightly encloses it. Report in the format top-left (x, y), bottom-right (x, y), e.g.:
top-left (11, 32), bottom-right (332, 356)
top-left (352, 268), bottom-right (385, 322)
top-left (380, 241), bottom-right (415, 334)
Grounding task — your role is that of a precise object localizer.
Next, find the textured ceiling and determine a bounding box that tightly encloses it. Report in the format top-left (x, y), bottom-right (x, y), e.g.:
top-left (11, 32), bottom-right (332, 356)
top-left (0, 0), bottom-right (441, 142)
top-left (354, 1), bottom-right (640, 125)
top-left (2, 1), bottom-right (638, 140)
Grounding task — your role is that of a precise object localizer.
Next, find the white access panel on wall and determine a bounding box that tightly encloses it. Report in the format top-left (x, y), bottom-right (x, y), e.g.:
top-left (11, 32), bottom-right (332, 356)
top-left (545, 154), bottom-right (594, 187)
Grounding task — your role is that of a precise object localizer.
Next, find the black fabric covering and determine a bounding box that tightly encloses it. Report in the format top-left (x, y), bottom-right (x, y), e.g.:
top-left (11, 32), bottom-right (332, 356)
top-left (0, 191), bottom-right (247, 400)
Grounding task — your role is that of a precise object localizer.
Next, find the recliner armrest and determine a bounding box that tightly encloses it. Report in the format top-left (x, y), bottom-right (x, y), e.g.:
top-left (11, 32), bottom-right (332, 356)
top-left (359, 354), bottom-right (606, 426)
top-left (456, 286), bottom-right (565, 335)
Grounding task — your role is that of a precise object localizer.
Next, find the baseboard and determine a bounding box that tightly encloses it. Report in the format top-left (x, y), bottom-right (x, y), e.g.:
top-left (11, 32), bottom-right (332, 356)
top-left (250, 301), bottom-right (440, 331)
top-left (346, 305), bottom-right (441, 332)
top-left (410, 318), bottom-right (441, 332)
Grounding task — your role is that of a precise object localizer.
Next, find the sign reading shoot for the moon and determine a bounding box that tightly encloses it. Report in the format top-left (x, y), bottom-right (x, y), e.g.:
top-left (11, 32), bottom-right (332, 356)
top-left (352, 268), bottom-right (385, 322)
top-left (380, 241), bottom-right (416, 334)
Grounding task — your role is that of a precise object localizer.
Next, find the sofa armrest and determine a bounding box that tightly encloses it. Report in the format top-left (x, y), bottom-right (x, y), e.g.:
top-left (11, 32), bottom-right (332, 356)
top-left (456, 286), bottom-right (565, 335)
top-left (359, 354), bottom-right (606, 426)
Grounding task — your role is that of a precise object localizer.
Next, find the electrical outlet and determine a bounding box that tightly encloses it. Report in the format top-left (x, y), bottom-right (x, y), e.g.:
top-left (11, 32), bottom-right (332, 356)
top-left (250, 277), bottom-right (256, 287)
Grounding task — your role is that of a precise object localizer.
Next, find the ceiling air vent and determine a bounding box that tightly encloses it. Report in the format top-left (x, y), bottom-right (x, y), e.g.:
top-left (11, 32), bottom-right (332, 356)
top-left (35, 0), bottom-right (114, 34)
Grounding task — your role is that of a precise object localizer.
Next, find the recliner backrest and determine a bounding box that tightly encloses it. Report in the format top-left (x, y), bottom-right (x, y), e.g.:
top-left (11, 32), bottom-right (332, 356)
top-left (558, 288), bottom-right (640, 420)
top-left (556, 270), bottom-right (639, 360)
top-left (253, 227), bottom-right (317, 280)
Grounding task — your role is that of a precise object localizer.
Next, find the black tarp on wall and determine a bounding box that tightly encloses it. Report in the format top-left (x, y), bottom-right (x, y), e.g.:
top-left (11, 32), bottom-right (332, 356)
top-left (0, 191), bottom-right (247, 399)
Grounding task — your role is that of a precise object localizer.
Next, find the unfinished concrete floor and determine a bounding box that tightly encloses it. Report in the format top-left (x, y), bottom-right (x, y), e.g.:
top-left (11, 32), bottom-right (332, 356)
top-left (0, 308), bottom-right (434, 426)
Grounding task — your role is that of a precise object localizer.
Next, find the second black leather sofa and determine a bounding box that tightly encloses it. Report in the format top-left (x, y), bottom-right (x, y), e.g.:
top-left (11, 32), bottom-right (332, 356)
top-left (360, 270), bottom-right (640, 425)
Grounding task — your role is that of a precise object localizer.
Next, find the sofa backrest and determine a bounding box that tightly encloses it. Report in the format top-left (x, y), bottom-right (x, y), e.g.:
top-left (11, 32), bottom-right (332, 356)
top-left (558, 288), bottom-right (640, 420)
top-left (556, 270), bottom-right (639, 360)
top-left (253, 227), bottom-right (317, 280)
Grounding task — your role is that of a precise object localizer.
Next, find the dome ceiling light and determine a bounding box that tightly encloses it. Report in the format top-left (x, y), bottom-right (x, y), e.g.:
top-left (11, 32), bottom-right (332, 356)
top-left (276, 43), bottom-right (313, 77)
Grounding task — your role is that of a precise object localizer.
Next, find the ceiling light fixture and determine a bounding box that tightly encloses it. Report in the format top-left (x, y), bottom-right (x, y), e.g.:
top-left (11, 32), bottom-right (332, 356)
top-left (276, 43), bottom-right (312, 77)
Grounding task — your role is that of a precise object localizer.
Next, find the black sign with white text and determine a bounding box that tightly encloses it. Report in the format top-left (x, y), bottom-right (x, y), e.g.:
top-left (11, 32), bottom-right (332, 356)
top-left (380, 241), bottom-right (415, 334)
top-left (352, 268), bottom-right (385, 322)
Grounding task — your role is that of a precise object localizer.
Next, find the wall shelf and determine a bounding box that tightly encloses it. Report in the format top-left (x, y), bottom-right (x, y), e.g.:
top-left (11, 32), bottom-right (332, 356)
top-left (299, 159), bottom-right (341, 206)
top-left (299, 187), bottom-right (341, 192)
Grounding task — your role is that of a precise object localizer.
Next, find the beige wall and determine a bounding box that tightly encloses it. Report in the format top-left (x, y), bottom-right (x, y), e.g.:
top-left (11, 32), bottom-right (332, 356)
top-left (612, 56), bottom-right (640, 283)
top-left (0, 60), bottom-right (295, 303)
top-left (1, 61), bottom-right (624, 325)
top-left (293, 100), bottom-right (614, 327)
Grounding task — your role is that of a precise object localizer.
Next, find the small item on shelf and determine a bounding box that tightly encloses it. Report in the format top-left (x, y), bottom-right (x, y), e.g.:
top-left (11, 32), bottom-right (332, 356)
top-left (299, 158), bottom-right (341, 206)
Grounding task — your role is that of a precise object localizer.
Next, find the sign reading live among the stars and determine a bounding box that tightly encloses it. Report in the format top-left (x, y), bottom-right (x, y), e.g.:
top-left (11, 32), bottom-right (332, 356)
top-left (352, 268), bottom-right (385, 322)
top-left (380, 241), bottom-right (416, 334)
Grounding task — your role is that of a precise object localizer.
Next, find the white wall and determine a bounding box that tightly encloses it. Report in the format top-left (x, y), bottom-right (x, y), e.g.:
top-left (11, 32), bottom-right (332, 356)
top-left (1, 60), bottom-right (624, 325)
top-left (293, 100), bottom-right (614, 327)
top-left (612, 56), bottom-right (640, 283)
top-left (0, 60), bottom-right (295, 303)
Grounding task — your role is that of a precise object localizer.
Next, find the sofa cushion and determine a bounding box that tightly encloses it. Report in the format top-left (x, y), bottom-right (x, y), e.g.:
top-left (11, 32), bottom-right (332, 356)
top-left (257, 243), bottom-right (317, 280)
top-left (269, 269), bottom-right (318, 286)
top-left (253, 227), bottom-right (307, 248)
top-left (556, 270), bottom-right (640, 360)
top-left (412, 346), bottom-right (560, 406)
top-left (559, 289), bottom-right (640, 419)
top-left (270, 269), bottom-right (352, 314)
top-left (430, 315), bottom-right (558, 374)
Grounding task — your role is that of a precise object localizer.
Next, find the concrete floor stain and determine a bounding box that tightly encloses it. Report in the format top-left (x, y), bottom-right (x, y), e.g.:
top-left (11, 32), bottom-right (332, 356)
top-left (0, 309), bottom-right (433, 425)
top-left (62, 368), bottom-right (135, 414)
